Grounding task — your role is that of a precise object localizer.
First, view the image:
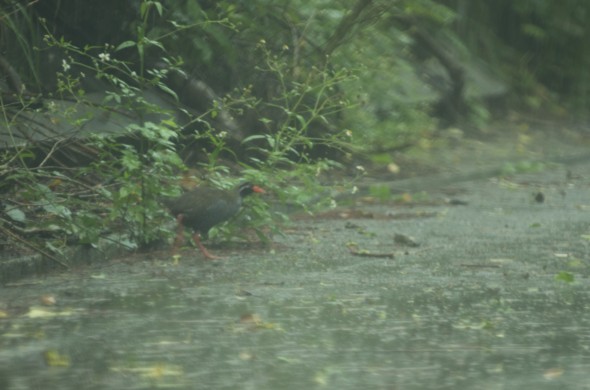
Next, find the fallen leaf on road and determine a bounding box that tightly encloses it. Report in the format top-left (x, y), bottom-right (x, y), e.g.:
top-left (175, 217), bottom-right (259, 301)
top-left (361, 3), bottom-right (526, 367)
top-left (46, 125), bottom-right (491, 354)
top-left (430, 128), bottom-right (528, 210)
top-left (44, 350), bottom-right (70, 367)
top-left (25, 307), bottom-right (76, 319)
top-left (347, 243), bottom-right (395, 259)
top-left (543, 367), bottom-right (564, 380)
top-left (237, 313), bottom-right (281, 331)
top-left (40, 295), bottom-right (57, 306)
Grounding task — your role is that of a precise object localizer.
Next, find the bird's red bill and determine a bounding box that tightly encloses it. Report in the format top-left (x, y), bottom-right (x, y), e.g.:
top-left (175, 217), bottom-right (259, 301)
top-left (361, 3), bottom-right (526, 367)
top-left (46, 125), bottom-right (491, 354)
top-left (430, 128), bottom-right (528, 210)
top-left (252, 185), bottom-right (265, 193)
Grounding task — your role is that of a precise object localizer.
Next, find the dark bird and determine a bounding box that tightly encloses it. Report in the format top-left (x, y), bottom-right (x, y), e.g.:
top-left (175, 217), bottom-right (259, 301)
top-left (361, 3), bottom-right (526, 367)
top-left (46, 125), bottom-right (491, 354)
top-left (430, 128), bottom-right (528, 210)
top-left (162, 182), bottom-right (265, 259)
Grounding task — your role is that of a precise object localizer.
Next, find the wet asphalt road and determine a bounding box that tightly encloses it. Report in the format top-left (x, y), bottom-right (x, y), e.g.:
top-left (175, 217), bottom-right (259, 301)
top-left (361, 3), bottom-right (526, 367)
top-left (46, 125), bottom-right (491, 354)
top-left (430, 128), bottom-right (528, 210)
top-left (1, 158), bottom-right (590, 389)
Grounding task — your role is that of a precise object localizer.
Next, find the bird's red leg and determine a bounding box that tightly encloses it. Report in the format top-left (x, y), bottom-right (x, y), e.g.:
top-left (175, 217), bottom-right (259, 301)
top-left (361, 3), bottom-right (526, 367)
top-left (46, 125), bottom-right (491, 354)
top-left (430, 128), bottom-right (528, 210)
top-left (172, 214), bottom-right (185, 254)
top-left (192, 232), bottom-right (221, 260)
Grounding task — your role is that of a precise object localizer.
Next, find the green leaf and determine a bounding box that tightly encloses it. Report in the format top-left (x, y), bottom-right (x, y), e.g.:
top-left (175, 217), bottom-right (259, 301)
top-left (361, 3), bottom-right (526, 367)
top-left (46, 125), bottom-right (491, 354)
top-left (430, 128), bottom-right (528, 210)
top-left (6, 207), bottom-right (26, 222)
top-left (242, 134), bottom-right (268, 144)
top-left (43, 204), bottom-right (72, 219)
top-left (118, 186), bottom-right (129, 199)
top-left (115, 40), bottom-right (136, 51)
top-left (157, 83), bottom-right (179, 101)
top-left (144, 37), bottom-right (165, 51)
top-left (153, 1), bottom-right (163, 16)
top-left (295, 113), bottom-right (307, 128)
top-left (45, 241), bottom-right (64, 256)
top-left (555, 271), bottom-right (574, 283)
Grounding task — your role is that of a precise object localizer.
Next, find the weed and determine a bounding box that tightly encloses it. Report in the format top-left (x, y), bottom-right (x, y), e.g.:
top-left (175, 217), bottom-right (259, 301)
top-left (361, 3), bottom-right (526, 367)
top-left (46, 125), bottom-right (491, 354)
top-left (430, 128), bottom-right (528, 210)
top-left (1, 0), bottom-right (357, 258)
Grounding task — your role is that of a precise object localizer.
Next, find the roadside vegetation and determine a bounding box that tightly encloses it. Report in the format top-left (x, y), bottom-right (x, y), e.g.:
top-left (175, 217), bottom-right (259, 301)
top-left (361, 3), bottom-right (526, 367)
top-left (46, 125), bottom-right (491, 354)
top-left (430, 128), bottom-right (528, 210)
top-left (1, 0), bottom-right (588, 262)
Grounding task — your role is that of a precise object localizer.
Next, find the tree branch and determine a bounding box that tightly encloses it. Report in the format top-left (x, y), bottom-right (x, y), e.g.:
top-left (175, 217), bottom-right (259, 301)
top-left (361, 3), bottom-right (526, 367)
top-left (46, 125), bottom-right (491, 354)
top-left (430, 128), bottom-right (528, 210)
top-left (323, 0), bottom-right (374, 57)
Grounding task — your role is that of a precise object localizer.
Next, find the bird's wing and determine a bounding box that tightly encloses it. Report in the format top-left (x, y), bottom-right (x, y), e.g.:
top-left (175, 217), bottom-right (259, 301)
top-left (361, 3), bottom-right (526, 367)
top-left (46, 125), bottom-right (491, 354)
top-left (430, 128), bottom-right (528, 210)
top-left (204, 197), bottom-right (240, 221)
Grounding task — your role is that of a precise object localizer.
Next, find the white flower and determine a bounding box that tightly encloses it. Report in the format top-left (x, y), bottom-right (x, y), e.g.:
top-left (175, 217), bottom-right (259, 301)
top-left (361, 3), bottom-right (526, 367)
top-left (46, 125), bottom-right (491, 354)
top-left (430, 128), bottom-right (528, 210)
top-left (61, 59), bottom-right (70, 72)
top-left (351, 186), bottom-right (358, 194)
top-left (355, 165), bottom-right (365, 173)
top-left (98, 52), bottom-right (111, 62)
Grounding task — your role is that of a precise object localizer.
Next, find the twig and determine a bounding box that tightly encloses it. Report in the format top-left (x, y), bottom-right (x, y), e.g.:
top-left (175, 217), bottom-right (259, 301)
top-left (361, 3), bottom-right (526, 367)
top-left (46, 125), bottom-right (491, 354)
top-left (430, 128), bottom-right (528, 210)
top-left (347, 245), bottom-right (394, 259)
top-left (38, 137), bottom-right (68, 167)
top-left (0, 225), bottom-right (69, 269)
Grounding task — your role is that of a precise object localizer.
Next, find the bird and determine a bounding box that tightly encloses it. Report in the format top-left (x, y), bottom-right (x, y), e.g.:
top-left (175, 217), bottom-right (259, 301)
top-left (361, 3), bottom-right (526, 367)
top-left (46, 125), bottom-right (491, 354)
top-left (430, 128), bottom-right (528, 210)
top-left (162, 182), bottom-right (265, 259)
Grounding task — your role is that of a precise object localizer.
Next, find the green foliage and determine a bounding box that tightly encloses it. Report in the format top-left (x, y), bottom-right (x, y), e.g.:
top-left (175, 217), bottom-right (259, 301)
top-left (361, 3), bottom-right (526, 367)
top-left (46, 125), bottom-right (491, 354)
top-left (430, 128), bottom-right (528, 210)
top-left (0, 1), bottom-right (43, 89)
top-left (448, 0), bottom-right (590, 117)
top-left (2, 0), bottom-right (589, 265)
top-left (2, 0), bottom-right (363, 257)
top-left (327, 3), bottom-right (440, 149)
top-left (2, 2), bottom-right (186, 254)
top-left (85, 121), bottom-right (184, 247)
top-left (339, 58), bottom-right (436, 150)
top-left (242, 40), bottom-right (355, 167)
top-left (196, 42), bottom-right (358, 241)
